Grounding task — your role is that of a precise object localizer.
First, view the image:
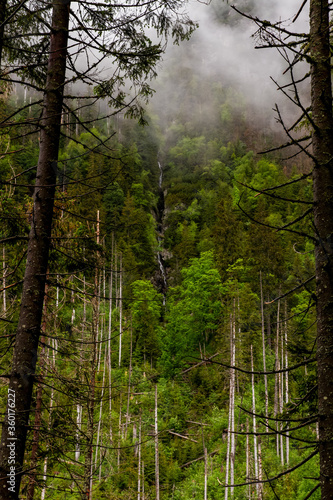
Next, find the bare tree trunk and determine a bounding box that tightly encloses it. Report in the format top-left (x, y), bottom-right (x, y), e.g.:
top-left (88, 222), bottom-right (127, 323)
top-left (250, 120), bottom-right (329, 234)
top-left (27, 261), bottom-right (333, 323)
top-left (267, 304), bottom-right (271, 350)
top-left (204, 446), bottom-right (208, 500)
top-left (224, 316), bottom-right (232, 500)
top-left (41, 280), bottom-right (59, 499)
top-left (125, 321), bottom-right (133, 439)
top-left (117, 393), bottom-right (122, 470)
top-left (0, 1), bottom-right (70, 496)
top-left (114, 247), bottom-right (118, 309)
top-left (224, 387), bottom-right (231, 500)
top-left (137, 414), bottom-right (141, 500)
top-left (133, 421), bottom-right (138, 457)
top-left (84, 321), bottom-right (97, 500)
top-left (41, 336), bottom-right (57, 500)
top-left (155, 384), bottom-right (160, 500)
top-left (274, 300), bottom-right (280, 457)
top-left (0, 0), bottom-right (7, 68)
top-left (258, 439), bottom-right (263, 500)
top-left (83, 274), bottom-right (86, 326)
top-left (40, 348), bottom-right (55, 500)
top-left (251, 345), bottom-right (259, 499)
top-left (310, 1), bottom-right (333, 497)
top-left (83, 211), bottom-right (102, 499)
top-left (76, 275), bottom-right (85, 462)
top-left (260, 272), bottom-right (268, 431)
top-left (279, 303), bottom-right (284, 466)
top-left (225, 311), bottom-right (236, 499)
top-left (97, 278), bottom-right (102, 372)
top-left (2, 246), bottom-right (6, 313)
top-left (75, 403), bottom-right (82, 462)
top-left (246, 418), bottom-right (251, 500)
top-left (84, 263), bottom-right (99, 499)
top-left (230, 310), bottom-right (236, 498)
top-left (71, 275), bottom-right (75, 325)
top-left (284, 302), bottom-right (289, 464)
top-left (95, 343), bottom-right (107, 474)
top-left (26, 283), bottom-right (49, 500)
top-left (142, 460), bottom-right (145, 500)
top-left (108, 236), bottom-right (114, 442)
top-left (118, 253), bottom-right (123, 367)
top-left (96, 211), bottom-right (102, 373)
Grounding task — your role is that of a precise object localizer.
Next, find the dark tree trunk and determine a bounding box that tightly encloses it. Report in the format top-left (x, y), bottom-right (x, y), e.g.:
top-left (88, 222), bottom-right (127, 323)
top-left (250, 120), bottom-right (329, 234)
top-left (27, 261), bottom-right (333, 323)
top-left (310, 1), bottom-right (333, 498)
top-left (0, 1), bottom-right (70, 497)
top-left (0, 0), bottom-right (6, 68)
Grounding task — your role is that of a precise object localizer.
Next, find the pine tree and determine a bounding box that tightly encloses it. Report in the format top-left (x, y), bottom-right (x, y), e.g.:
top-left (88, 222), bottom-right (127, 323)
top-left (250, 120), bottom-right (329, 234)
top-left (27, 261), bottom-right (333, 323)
top-left (310, 1), bottom-right (333, 496)
top-left (0, 1), bottom-right (195, 496)
top-left (0, 2), bottom-right (71, 495)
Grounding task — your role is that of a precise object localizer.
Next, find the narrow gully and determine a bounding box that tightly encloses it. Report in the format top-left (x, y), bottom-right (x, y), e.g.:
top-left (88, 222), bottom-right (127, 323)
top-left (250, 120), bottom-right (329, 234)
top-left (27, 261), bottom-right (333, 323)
top-left (156, 161), bottom-right (167, 302)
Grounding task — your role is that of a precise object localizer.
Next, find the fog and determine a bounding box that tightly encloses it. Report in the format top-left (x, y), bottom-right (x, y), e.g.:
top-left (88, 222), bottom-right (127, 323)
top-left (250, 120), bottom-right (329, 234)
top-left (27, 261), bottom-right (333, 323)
top-left (150, 0), bottom-right (309, 137)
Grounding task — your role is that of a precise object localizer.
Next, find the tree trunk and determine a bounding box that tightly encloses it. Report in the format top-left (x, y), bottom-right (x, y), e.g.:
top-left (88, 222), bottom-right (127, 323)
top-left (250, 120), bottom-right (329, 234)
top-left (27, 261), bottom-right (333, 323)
top-left (224, 315), bottom-right (232, 500)
top-left (0, 0), bottom-right (6, 69)
top-left (41, 282), bottom-right (58, 499)
top-left (0, 1), bottom-right (70, 496)
top-left (142, 460), bottom-right (145, 500)
top-left (230, 310), bottom-right (236, 498)
top-left (251, 345), bottom-right (259, 499)
top-left (26, 283), bottom-right (49, 500)
top-left (225, 386), bottom-right (231, 500)
top-left (76, 276), bottom-right (84, 462)
top-left (246, 418), bottom-right (251, 500)
top-left (84, 238), bottom-right (100, 500)
top-left (204, 446), bottom-right (208, 500)
top-left (41, 339), bottom-right (56, 500)
top-left (274, 300), bottom-right (280, 457)
top-left (155, 384), bottom-right (160, 500)
top-left (257, 439), bottom-right (263, 500)
top-left (125, 321), bottom-right (133, 439)
top-left (85, 378), bottom-right (96, 499)
top-left (310, 1), bottom-right (333, 497)
top-left (84, 318), bottom-right (97, 500)
top-left (117, 392), bottom-right (122, 470)
top-left (95, 343), bottom-right (107, 475)
top-left (279, 303), bottom-right (284, 466)
top-left (284, 302), bottom-right (289, 464)
top-left (118, 253), bottom-right (123, 367)
top-left (138, 414), bottom-right (141, 500)
top-left (2, 246), bottom-right (6, 313)
top-left (108, 237), bottom-right (113, 442)
top-left (260, 272), bottom-right (269, 431)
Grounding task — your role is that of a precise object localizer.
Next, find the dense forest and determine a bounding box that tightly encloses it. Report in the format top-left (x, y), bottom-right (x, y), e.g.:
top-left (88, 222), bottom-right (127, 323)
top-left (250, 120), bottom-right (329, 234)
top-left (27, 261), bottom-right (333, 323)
top-left (0, 0), bottom-right (333, 499)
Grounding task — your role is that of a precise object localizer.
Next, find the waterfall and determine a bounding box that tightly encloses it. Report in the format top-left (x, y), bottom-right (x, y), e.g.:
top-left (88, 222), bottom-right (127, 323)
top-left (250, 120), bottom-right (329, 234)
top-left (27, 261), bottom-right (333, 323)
top-left (156, 161), bottom-right (167, 303)
top-left (157, 242), bottom-right (167, 288)
top-left (158, 161), bottom-right (163, 189)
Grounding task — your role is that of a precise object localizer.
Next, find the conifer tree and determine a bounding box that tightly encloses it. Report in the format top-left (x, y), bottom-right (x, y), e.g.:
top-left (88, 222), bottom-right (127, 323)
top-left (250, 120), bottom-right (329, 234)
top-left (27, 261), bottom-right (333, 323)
top-left (0, 2), bottom-right (71, 496)
top-left (309, 1), bottom-right (333, 496)
top-left (0, 1), bottom-right (195, 497)
top-left (231, 0), bottom-right (333, 496)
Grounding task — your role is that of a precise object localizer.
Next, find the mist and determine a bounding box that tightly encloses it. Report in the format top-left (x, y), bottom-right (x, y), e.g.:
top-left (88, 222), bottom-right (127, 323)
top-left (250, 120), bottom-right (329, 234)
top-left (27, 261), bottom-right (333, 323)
top-left (149, 0), bottom-right (310, 144)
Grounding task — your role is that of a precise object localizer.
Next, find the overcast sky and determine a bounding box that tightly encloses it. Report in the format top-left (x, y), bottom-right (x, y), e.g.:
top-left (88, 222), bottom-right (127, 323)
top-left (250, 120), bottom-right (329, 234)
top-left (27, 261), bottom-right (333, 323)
top-left (151, 0), bottom-right (309, 124)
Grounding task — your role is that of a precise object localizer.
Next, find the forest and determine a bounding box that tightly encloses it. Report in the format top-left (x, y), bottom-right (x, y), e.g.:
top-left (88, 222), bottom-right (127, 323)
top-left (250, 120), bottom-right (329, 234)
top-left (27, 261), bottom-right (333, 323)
top-left (0, 0), bottom-right (333, 499)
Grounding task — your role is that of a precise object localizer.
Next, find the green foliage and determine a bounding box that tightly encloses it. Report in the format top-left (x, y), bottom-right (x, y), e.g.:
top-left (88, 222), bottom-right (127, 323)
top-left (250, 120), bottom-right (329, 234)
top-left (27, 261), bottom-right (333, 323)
top-left (0, 9), bottom-right (318, 496)
top-left (130, 279), bottom-right (162, 362)
top-left (160, 251), bottom-right (223, 376)
top-left (119, 194), bottom-right (156, 277)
